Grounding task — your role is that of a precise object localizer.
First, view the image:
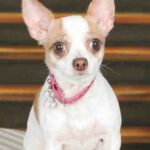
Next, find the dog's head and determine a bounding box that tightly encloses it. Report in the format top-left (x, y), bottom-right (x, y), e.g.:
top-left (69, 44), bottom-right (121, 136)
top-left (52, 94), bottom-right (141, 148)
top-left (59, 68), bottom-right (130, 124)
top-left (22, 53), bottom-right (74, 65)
top-left (22, 0), bottom-right (115, 79)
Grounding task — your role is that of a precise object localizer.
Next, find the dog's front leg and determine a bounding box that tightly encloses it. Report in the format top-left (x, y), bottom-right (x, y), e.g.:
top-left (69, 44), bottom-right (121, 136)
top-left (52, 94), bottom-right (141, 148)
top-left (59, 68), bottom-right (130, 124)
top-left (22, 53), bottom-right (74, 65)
top-left (103, 133), bottom-right (121, 150)
top-left (45, 140), bottom-right (62, 150)
top-left (95, 133), bottom-right (121, 150)
top-left (109, 133), bottom-right (121, 150)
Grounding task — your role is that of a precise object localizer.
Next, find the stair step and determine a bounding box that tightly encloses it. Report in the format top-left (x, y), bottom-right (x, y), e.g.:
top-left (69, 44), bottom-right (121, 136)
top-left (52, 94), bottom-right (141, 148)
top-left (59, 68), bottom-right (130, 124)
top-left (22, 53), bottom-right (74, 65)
top-left (0, 0), bottom-right (150, 13)
top-left (0, 13), bottom-right (150, 24)
top-left (0, 23), bottom-right (149, 47)
top-left (122, 127), bottom-right (150, 144)
top-left (115, 85), bottom-right (150, 102)
top-left (0, 46), bottom-right (150, 61)
top-left (0, 46), bottom-right (43, 60)
top-left (0, 84), bottom-right (149, 102)
top-left (0, 84), bottom-right (39, 101)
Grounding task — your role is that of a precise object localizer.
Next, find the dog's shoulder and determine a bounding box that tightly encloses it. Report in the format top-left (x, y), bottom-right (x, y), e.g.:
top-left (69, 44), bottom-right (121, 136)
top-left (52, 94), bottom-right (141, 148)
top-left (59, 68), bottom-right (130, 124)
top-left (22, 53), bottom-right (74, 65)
top-left (33, 88), bottom-right (42, 122)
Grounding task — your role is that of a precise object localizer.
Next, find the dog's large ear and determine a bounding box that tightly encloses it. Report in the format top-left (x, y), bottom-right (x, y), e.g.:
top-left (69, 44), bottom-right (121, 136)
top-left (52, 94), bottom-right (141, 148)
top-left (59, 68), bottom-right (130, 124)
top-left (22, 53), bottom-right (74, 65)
top-left (22, 0), bottom-right (55, 42)
top-left (87, 0), bottom-right (115, 36)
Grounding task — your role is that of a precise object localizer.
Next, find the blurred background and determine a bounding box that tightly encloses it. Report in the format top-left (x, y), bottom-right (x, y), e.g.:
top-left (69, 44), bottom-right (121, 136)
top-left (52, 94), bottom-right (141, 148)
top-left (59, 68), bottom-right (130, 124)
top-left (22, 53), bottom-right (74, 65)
top-left (0, 0), bottom-right (149, 150)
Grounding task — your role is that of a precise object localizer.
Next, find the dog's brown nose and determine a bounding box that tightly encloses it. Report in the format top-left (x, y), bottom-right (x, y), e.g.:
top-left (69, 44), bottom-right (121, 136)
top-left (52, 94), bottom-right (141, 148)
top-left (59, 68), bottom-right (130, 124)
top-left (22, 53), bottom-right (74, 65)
top-left (73, 58), bottom-right (88, 71)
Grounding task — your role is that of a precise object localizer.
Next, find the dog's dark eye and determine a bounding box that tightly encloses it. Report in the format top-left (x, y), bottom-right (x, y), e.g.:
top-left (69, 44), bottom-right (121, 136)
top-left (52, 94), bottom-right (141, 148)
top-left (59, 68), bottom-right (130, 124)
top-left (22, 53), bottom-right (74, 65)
top-left (53, 42), bottom-right (65, 55)
top-left (90, 38), bottom-right (101, 52)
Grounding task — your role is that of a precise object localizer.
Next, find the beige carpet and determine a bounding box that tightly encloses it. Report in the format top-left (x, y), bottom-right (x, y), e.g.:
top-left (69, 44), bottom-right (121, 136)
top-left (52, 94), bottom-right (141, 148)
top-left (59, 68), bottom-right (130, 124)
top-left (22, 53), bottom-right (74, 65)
top-left (0, 129), bottom-right (24, 150)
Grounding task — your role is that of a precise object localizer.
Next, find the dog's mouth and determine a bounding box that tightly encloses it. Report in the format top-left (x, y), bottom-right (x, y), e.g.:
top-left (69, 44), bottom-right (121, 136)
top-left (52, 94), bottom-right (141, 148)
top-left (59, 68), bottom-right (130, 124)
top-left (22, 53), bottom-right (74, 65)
top-left (58, 66), bottom-right (94, 80)
top-left (74, 69), bottom-right (88, 75)
top-left (63, 70), bottom-right (89, 79)
top-left (73, 70), bottom-right (92, 79)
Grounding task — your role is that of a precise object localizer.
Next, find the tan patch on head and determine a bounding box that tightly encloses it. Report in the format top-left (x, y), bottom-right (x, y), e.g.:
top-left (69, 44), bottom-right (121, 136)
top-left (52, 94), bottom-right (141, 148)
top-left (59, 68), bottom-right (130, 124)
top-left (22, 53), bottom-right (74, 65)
top-left (44, 18), bottom-right (69, 67)
top-left (84, 15), bottom-right (105, 60)
top-left (85, 15), bottom-right (106, 42)
top-left (46, 18), bottom-right (65, 48)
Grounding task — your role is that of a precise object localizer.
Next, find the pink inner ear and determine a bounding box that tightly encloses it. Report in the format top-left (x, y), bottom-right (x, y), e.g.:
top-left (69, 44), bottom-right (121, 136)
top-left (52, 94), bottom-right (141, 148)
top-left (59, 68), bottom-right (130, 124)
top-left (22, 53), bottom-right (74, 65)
top-left (22, 0), bottom-right (55, 42)
top-left (87, 0), bottom-right (115, 35)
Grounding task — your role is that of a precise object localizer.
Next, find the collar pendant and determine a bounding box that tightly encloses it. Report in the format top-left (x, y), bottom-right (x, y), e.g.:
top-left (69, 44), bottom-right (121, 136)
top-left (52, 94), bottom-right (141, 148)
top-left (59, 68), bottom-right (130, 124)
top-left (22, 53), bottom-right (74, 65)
top-left (44, 77), bottom-right (58, 109)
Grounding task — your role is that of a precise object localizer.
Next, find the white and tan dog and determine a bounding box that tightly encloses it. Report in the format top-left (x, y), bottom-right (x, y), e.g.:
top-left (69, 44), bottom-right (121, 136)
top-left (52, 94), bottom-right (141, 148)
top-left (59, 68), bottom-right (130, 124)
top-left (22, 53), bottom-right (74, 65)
top-left (22, 0), bottom-right (122, 149)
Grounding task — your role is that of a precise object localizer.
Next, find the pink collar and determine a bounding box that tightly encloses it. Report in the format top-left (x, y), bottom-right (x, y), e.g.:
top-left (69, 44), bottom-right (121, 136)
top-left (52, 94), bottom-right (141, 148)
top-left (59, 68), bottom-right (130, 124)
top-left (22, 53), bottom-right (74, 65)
top-left (49, 73), bottom-right (95, 105)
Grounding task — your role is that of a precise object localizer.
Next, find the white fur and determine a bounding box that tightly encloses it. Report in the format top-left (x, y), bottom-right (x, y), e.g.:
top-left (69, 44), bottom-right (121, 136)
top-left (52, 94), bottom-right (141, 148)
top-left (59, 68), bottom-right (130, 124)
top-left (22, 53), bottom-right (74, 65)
top-left (24, 72), bottom-right (121, 150)
top-left (23, 0), bottom-right (121, 150)
top-left (23, 17), bottom-right (121, 150)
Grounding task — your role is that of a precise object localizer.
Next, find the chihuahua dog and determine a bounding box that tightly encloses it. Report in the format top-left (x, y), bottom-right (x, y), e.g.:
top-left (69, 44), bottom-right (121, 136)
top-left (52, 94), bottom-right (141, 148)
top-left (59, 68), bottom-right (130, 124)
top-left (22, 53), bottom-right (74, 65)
top-left (22, 0), bottom-right (121, 150)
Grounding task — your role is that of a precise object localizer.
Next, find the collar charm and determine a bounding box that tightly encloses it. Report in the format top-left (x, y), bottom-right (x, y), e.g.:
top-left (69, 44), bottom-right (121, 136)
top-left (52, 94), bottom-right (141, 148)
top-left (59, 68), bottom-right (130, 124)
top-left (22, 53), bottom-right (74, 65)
top-left (44, 77), bottom-right (58, 109)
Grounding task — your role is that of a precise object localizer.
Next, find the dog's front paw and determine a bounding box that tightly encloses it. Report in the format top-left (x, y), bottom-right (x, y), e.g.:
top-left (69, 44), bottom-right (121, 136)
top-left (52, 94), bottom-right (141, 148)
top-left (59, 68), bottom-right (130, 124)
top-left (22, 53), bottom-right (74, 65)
top-left (94, 139), bottom-right (103, 150)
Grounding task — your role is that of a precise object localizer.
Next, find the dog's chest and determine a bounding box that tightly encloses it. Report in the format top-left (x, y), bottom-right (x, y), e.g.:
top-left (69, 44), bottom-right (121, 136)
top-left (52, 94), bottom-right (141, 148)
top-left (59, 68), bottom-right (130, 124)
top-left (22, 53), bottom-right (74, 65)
top-left (40, 96), bottom-right (107, 144)
top-left (41, 99), bottom-right (100, 130)
top-left (45, 108), bottom-right (103, 149)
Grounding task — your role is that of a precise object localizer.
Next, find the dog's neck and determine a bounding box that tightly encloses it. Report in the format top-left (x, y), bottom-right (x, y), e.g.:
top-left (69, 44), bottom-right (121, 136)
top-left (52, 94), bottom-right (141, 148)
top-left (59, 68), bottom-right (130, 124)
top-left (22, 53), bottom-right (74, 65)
top-left (49, 68), bottom-right (97, 98)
